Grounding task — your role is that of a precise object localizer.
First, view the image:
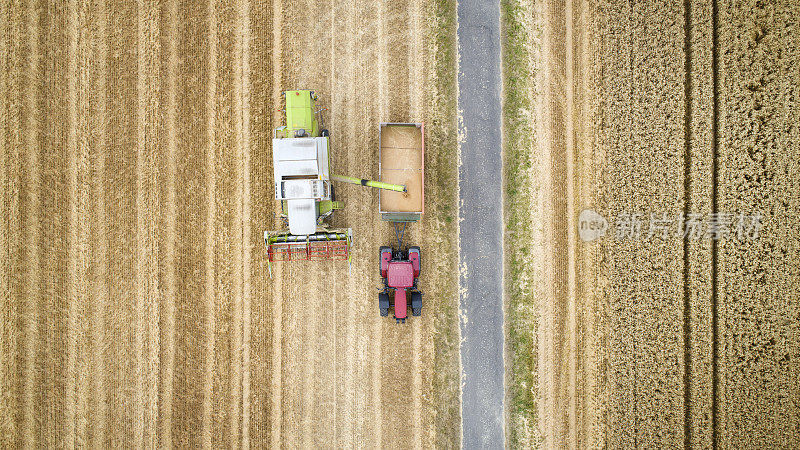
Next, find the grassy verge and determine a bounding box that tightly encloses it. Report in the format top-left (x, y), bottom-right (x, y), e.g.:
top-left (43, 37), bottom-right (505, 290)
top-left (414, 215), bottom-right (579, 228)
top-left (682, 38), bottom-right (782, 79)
top-left (501, 0), bottom-right (541, 446)
top-left (424, 0), bottom-right (460, 447)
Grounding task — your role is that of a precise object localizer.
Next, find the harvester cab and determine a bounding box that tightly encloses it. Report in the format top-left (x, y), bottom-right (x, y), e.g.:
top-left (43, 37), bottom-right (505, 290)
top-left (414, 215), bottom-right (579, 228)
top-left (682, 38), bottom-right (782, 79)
top-left (264, 90), bottom-right (406, 275)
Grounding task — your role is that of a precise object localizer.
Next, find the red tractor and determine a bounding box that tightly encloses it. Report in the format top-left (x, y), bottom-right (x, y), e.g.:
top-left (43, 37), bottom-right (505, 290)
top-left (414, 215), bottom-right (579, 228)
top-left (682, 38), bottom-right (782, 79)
top-left (379, 246), bottom-right (422, 323)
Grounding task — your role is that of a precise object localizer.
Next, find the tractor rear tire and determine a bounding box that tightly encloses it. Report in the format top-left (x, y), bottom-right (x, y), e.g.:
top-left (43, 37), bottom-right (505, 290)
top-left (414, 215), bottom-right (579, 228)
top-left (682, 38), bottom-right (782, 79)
top-left (379, 293), bottom-right (390, 317)
top-left (411, 292), bottom-right (422, 316)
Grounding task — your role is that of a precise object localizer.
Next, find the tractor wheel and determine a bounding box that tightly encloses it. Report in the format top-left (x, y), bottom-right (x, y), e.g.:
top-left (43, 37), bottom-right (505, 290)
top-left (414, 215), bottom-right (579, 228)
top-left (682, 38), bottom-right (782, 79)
top-left (409, 246), bottom-right (421, 272)
top-left (411, 292), bottom-right (422, 316)
top-left (379, 246), bottom-right (391, 266)
top-left (379, 293), bottom-right (390, 317)
top-left (321, 129), bottom-right (329, 137)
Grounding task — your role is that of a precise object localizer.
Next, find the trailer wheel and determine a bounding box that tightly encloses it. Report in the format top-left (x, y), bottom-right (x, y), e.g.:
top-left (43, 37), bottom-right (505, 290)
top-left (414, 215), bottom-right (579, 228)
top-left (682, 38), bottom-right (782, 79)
top-left (379, 293), bottom-right (390, 317)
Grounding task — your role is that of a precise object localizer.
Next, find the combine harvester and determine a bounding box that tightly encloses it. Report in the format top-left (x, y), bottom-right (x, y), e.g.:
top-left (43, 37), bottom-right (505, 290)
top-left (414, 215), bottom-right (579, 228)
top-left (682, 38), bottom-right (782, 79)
top-left (264, 90), bottom-right (406, 275)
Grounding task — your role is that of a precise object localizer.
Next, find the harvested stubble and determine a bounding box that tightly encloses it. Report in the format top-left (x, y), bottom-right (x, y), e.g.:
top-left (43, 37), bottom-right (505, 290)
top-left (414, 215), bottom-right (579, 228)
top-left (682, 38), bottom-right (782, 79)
top-left (0, 0), bottom-right (460, 447)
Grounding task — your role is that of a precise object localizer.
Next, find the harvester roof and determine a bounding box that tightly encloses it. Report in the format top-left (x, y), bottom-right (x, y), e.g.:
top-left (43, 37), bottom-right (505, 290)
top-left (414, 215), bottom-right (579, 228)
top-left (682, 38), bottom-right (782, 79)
top-left (273, 138), bottom-right (324, 177)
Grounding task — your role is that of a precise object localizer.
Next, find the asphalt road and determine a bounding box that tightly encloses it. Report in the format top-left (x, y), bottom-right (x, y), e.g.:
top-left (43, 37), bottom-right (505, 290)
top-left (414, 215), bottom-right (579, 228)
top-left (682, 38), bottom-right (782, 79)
top-left (457, 0), bottom-right (505, 447)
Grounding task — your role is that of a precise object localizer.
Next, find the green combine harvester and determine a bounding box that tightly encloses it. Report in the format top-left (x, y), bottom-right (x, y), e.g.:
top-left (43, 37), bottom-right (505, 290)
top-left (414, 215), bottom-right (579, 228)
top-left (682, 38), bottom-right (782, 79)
top-left (264, 90), bottom-right (406, 274)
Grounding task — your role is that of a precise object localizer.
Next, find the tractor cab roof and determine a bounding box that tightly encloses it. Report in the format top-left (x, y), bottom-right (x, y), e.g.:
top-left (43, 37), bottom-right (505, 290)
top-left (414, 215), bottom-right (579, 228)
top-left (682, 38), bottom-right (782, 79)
top-left (387, 261), bottom-right (415, 288)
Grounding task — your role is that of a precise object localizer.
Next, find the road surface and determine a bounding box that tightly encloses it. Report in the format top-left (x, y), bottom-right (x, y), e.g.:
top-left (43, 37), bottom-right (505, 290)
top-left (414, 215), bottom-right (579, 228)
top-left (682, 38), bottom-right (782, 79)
top-left (457, 0), bottom-right (505, 447)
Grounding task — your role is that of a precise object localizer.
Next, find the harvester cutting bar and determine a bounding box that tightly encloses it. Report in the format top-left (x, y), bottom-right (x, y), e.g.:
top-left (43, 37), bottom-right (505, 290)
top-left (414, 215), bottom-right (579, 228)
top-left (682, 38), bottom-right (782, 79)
top-left (267, 241), bottom-right (349, 261)
top-left (264, 228), bottom-right (353, 276)
top-left (331, 174), bottom-right (407, 193)
top-left (267, 232), bottom-right (349, 244)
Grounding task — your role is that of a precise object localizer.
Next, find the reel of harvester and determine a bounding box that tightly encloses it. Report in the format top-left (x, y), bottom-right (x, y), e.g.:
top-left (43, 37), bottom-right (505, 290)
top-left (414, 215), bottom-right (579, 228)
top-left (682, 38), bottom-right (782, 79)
top-left (264, 228), bottom-right (353, 277)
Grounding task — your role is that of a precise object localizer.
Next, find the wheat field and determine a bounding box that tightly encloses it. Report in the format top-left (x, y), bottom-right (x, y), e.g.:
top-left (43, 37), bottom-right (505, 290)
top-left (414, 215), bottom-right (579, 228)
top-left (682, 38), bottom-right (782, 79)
top-left (505, 0), bottom-right (800, 447)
